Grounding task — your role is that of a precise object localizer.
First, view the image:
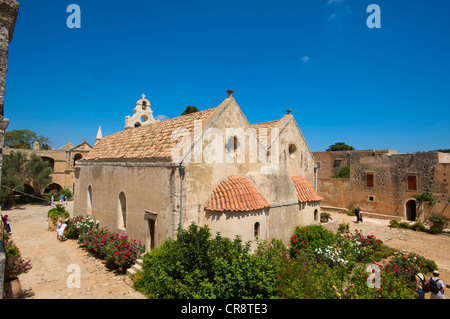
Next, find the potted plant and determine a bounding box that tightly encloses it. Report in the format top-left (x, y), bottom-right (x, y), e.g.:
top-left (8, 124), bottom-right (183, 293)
top-left (47, 204), bottom-right (70, 231)
top-left (2, 240), bottom-right (32, 299)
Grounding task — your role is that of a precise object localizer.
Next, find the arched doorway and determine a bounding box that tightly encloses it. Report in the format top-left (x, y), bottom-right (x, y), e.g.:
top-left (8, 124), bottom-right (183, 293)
top-left (44, 183), bottom-right (62, 194)
top-left (406, 200), bottom-right (417, 221)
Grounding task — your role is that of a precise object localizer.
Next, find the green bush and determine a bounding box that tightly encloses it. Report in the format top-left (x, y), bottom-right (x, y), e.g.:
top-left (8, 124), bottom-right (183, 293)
top-left (411, 221), bottom-right (425, 232)
top-left (59, 188), bottom-right (73, 200)
top-left (47, 204), bottom-right (69, 221)
top-left (399, 222), bottom-right (412, 229)
top-left (132, 223), bottom-right (437, 299)
top-left (338, 223), bottom-right (349, 234)
top-left (389, 220), bottom-right (400, 228)
top-left (290, 224), bottom-right (334, 256)
top-left (134, 224), bottom-right (278, 299)
top-left (428, 213), bottom-right (448, 233)
top-left (320, 212), bottom-right (331, 223)
top-left (429, 225), bottom-right (441, 235)
top-left (332, 166), bottom-right (350, 178)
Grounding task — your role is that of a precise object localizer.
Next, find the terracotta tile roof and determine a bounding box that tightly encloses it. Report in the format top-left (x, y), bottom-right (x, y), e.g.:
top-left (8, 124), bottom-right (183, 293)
top-left (251, 120), bottom-right (281, 144)
top-left (290, 176), bottom-right (324, 203)
top-left (85, 106), bottom-right (219, 161)
top-left (205, 176), bottom-right (271, 212)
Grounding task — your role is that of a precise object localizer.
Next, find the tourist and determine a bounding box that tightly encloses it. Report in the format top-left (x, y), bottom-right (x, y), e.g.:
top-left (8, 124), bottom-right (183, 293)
top-left (429, 270), bottom-right (446, 299)
top-left (56, 221), bottom-right (62, 240)
top-left (355, 207), bottom-right (363, 224)
top-left (57, 222), bottom-right (67, 242)
top-left (1, 214), bottom-right (12, 235)
top-left (414, 266), bottom-right (427, 299)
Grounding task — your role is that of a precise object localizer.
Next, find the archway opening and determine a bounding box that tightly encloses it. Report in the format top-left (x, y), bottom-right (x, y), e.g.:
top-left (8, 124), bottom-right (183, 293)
top-left (44, 183), bottom-right (62, 194)
top-left (73, 153), bottom-right (83, 166)
top-left (41, 156), bottom-right (55, 169)
top-left (406, 200), bottom-right (416, 221)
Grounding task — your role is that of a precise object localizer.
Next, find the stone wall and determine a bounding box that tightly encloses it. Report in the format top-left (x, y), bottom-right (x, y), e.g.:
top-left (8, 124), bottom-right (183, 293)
top-left (314, 150), bottom-right (450, 220)
top-left (0, 0), bottom-right (19, 297)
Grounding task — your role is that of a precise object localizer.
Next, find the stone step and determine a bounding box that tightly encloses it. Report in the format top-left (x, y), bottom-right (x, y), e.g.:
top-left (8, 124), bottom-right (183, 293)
top-left (126, 255), bottom-right (145, 277)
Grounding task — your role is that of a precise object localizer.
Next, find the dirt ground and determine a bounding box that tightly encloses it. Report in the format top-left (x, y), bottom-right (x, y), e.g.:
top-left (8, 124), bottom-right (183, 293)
top-left (3, 202), bottom-right (449, 299)
top-left (2, 202), bottom-right (145, 299)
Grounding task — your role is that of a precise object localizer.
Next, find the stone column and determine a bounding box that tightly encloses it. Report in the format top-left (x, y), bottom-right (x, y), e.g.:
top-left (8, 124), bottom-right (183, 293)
top-left (0, 0), bottom-right (19, 298)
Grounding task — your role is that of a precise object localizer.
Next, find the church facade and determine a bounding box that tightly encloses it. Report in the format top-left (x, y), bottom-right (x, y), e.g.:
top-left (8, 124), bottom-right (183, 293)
top-left (73, 91), bottom-right (322, 251)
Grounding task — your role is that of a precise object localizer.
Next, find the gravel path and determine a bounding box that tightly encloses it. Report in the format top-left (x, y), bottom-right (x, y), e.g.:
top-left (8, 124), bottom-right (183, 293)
top-left (3, 202), bottom-right (145, 299)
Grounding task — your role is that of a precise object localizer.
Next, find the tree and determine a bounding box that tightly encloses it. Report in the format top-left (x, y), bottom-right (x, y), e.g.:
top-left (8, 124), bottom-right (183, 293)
top-left (1, 151), bottom-right (53, 206)
top-left (327, 142), bottom-right (355, 151)
top-left (410, 193), bottom-right (436, 221)
top-left (181, 105), bottom-right (199, 115)
top-left (332, 166), bottom-right (350, 178)
top-left (4, 129), bottom-right (51, 150)
top-left (25, 153), bottom-right (53, 194)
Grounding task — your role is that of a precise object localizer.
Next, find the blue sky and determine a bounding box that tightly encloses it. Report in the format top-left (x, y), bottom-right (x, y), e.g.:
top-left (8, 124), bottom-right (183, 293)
top-left (4, 0), bottom-right (450, 153)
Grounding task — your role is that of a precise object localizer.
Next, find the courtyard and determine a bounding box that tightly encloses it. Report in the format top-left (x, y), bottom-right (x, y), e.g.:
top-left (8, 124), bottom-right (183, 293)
top-left (2, 202), bottom-right (449, 299)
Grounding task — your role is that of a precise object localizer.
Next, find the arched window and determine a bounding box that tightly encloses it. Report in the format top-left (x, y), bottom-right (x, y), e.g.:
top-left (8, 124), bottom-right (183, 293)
top-left (117, 192), bottom-right (127, 230)
top-left (254, 222), bottom-right (260, 239)
top-left (41, 156), bottom-right (55, 169)
top-left (314, 209), bottom-right (319, 221)
top-left (87, 185), bottom-right (93, 215)
top-left (289, 144), bottom-right (297, 159)
top-left (226, 136), bottom-right (239, 156)
top-left (73, 153), bottom-right (83, 166)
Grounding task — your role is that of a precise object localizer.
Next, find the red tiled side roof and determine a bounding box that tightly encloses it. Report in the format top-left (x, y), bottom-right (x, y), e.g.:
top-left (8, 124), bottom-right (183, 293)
top-left (290, 176), bottom-right (324, 203)
top-left (205, 176), bottom-right (271, 212)
top-left (85, 106), bottom-right (218, 161)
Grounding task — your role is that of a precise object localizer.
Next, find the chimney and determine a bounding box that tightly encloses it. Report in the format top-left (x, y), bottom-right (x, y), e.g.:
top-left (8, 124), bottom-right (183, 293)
top-left (226, 89), bottom-right (234, 97)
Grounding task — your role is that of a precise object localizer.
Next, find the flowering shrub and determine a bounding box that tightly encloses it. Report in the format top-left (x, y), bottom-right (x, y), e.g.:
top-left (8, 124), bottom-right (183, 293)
top-left (3, 239), bottom-right (32, 281)
top-left (290, 225), bottom-right (334, 256)
top-left (389, 252), bottom-right (437, 276)
top-left (64, 215), bottom-right (98, 239)
top-left (315, 245), bottom-right (350, 267)
top-left (344, 265), bottom-right (416, 299)
top-left (47, 204), bottom-right (69, 221)
top-left (78, 227), bottom-right (144, 269)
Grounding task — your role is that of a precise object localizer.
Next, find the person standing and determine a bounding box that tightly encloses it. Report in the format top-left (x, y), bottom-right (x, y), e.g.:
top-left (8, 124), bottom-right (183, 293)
top-left (429, 270), bottom-right (446, 299)
top-left (415, 267), bottom-right (427, 299)
top-left (1, 214), bottom-right (12, 235)
top-left (355, 207), bottom-right (363, 224)
top-left (57, 222), bottom-right (67, 242)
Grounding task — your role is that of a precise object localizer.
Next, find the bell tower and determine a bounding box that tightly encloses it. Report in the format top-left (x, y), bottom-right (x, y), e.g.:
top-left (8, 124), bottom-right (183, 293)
top-left (124, 93), bottom-right (159, 129)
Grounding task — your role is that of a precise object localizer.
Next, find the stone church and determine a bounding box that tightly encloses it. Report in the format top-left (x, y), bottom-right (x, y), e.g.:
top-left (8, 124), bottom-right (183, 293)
top-left (73, 91), bottom-right (322, 251)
